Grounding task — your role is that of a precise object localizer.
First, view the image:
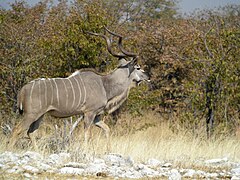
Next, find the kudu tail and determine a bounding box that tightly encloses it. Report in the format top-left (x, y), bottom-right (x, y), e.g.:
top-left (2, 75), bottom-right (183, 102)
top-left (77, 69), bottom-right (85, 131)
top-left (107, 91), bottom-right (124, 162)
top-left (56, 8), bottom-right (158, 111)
top-left (17, 88), bottom-right (25, 115)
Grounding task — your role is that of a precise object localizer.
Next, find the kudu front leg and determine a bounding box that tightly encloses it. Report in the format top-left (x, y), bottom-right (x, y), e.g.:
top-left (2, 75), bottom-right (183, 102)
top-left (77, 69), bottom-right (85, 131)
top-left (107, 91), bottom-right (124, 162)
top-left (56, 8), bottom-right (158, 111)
top-left (94, 115), bottom-right (111, 151)
top-left (27, 115), bottom-right (44, 150)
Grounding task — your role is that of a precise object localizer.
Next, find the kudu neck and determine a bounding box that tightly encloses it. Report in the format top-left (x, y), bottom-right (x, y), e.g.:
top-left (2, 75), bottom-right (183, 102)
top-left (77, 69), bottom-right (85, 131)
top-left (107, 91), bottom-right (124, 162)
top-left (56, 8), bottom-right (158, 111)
top-left (103, 68), bottom-right (132, 101)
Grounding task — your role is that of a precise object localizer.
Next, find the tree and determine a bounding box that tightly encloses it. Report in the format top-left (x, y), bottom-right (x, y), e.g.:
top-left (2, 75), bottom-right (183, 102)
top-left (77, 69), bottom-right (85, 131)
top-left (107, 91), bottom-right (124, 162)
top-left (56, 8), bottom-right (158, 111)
top-left (180, 8), bottom-right (240, 136)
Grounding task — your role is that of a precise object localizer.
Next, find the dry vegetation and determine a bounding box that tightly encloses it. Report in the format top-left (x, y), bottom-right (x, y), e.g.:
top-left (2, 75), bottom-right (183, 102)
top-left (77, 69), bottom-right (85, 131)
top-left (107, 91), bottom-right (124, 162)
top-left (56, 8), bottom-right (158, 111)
top-left (1, 1), bottom-right (239, 134)
top-left (0, 3), bottom-right (239, 178)
top-left (1, 112), bottom-right (239, 169)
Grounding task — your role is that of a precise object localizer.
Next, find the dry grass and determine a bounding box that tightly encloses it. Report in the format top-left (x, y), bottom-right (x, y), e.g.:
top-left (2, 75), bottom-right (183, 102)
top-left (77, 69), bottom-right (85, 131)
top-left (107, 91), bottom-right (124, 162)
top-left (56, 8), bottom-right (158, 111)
top-left (0, 111), bottom-right (239, 168)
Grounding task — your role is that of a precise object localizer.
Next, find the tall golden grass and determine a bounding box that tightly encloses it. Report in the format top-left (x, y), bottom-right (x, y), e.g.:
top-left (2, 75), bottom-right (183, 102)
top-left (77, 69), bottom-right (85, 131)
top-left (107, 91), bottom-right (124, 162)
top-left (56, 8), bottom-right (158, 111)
top-left (0, 111), bottom-right (239, 167)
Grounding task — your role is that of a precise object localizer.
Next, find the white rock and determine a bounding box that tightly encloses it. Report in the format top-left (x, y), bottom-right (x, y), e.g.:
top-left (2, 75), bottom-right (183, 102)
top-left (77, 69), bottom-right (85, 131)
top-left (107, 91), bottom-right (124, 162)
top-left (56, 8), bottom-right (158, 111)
top-left (147, 158), bottom-right (162, 168)
top-left (134, 163), bottom-right (159, 177)
top-left (206, 172), bottom-right (218, 178)
top-left (106, 166), bottom-right (121, 177)
top-left (219, 172), bottom-right (226, 177)
top-left (22, 165), bottom-right (40, 174)
top-left (24, 173), bottom-right (32, 178)
top-left (196, 170), bottom-right (206, 177)
top-left (125, 156), bottom-right (134, 166)
top-left (16, 158), bottom-right (30, 165)
top-left (169, 169), bottom-right (181, 180)
top-left (122, 168), bottom-right (143, 179)
top-left (134, 163), bottom-right (146, 171)
top-left (143, 168), bottom-right (160, 177)
top-left (6, 165), bottom-right (24, 174)
top-left (18, 152), bottom-right (41, 165)
top-left (231, 175), bottom-right (240, 180)
top-left (48, 154), bottom-right (60, 164)
top-left (205, 157), bottom-right (228, 164)
top-left (0, 164), bottom-right (10, 170)
top-left (0, 151), bottom-right (19, 164)
top-left (85, 162), bottom-right (107, 174)
top-left (93, 158), bottom-right (105, 164)
top-left (36, 162), bottom-right (52, 171)
top-left (232, 168), bottom-right (240, 175)
top-left (64, 162), bottom-right (87, 169)
top-left (59, 167), bottom-right (84, 175)
top-left (183, 169), bottom-right (196, 177)
top-left (158, 167), bottom-right (171, 175)
top-left (48, 153), bottom-right (70, 165)
top-left (22, 151), bottom-right (43, 161)
top-left (0, 163), bottom-right (4, 169)
top-left (104, 153), bottom-right (127, 167)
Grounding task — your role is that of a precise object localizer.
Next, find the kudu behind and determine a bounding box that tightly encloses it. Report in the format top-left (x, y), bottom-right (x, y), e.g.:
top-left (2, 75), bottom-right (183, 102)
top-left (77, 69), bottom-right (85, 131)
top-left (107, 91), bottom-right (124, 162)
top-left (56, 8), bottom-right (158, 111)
top-left (8, 28), bottom-right (150, 149)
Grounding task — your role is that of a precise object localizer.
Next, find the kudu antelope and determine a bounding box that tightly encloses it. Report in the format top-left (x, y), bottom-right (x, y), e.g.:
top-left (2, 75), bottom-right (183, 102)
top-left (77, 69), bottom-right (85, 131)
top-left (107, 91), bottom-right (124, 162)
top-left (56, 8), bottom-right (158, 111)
top-left (8, 28), bottom-right (150, 149)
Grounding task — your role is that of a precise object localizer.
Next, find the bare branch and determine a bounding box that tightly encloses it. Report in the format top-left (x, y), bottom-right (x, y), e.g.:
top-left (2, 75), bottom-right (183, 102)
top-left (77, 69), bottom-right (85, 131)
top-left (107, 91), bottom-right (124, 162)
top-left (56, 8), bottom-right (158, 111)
top-left (203, 28), bottom-right (214, 59)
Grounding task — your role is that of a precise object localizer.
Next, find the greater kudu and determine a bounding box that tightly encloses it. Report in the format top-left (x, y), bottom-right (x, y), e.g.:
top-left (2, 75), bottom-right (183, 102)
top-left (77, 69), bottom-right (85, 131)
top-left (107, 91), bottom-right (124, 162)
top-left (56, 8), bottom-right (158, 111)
top-left (8, 28), bottom-right (150, 149)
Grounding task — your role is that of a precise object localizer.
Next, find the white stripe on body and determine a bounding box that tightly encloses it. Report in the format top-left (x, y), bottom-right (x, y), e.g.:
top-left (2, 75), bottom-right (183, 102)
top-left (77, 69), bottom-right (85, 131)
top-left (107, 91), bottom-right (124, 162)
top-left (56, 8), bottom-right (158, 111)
top-left (43, 79), bottom-right (47, 107)
top-left (73, 76), bottom-right (81, 111)
top-left (67, 78), bottom-right (76, 109)
top-left (29, 81), bottom-right (36, 106)
top-left (49, 79), bottom-right (54, 105)
top-left (38, 80), bottom-right (42, 109)
top-left (61, 79), bottom-right (68, 109)
top-left (79, 75), bottom-right (87, 106)
top-left (52, 79), bottom-right (60, 107)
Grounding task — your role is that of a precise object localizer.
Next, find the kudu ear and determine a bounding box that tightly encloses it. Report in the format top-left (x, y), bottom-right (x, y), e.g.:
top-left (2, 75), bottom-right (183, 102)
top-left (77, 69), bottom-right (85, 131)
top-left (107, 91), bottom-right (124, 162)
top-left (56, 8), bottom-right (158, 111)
top-left (128, 56), bottom-right (138, 76)
top-left (118, 58), bottom-right (128, 67)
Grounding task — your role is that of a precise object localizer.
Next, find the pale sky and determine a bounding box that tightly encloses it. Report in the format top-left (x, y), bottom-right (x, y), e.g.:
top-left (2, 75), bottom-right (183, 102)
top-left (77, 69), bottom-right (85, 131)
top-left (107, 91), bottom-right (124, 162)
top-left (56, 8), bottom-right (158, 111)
top-left (0, 0), bottom-right (240, 14)
top-left (179, 0), bottom-right (240, 15)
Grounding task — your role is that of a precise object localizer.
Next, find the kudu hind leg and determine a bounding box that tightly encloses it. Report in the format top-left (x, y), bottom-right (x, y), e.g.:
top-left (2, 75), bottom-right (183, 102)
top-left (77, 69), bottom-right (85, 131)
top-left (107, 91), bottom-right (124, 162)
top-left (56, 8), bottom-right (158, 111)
top-left (27, 115), bottom-right (44, 149)
top-left (8, 114), bottom-right (41, 148)
top-left (8, 121), bottom-right (26, 149)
